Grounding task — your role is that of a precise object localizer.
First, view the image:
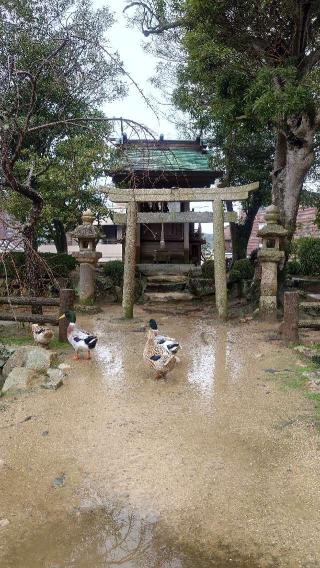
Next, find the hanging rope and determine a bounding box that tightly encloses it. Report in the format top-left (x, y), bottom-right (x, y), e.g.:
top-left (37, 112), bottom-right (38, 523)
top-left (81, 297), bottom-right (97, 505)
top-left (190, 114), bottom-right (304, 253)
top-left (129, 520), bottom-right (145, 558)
top-left (160, 201), bottom-right (165, 249)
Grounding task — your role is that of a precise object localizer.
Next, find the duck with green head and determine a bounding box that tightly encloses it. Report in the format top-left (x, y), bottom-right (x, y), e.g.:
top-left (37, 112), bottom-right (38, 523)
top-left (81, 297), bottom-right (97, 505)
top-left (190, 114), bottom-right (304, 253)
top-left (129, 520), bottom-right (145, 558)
top-left (59, 309), bottom-right (98, 360)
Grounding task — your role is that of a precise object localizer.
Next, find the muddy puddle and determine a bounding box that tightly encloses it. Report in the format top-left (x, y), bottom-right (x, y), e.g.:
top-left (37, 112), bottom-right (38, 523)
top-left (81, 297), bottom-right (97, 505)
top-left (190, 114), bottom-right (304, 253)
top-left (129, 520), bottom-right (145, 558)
top-left (1, 499), bottom-right (264, 568)
top-left (1, 305), bottom-right (320, 567)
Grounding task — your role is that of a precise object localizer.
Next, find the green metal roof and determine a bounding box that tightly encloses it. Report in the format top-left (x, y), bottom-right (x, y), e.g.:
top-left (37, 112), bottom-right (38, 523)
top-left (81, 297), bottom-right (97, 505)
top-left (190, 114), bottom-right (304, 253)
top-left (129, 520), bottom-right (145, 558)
top-left (111, 140), bottom-right (214, 173)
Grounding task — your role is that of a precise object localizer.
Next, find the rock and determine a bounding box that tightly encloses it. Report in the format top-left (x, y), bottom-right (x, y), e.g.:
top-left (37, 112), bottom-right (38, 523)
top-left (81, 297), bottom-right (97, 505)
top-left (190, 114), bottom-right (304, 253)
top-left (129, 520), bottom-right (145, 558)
top-left (25, 348), bottom-right (57, 371)
top-left (2, 367), bottom-right (40, 393)
top-left (264, 368), bottom-right (277, 374)
top-left (58, 363), bottom-right (71, 370)
top-left (41, 368), bottom-right (64, 390)
top-left (0, 346), bottom-right (14, 370)
top-left (308, 380), bottom-right (320, 393)
top-left (2, 347), bottom-right (28, 378)
top-left (53, 474), bottom-right (65, 488)
top-left (303, 370), bottom-right (320, 380)
top-left (0, 519), bottom-right (9, 529)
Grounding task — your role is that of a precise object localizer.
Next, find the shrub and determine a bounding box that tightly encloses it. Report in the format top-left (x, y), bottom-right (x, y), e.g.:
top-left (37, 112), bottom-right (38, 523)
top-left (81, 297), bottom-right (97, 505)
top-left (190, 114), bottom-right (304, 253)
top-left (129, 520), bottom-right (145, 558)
top-left (201, 259), bottom-right (215, 279)
top-left (0, 251), bottom-right (77, 279)
top-left (40, 253), bottom-right (77, 278)
top-left (232, 259), bottom-right (254, 280)
top-left (228, 269), bottom-right (241, 284)
top-left (294, 238), bottom-right (320, 276)
top-left (103, 260), bottom-right (124, 286)
top-left (286, 260), bottom-right (302, 275)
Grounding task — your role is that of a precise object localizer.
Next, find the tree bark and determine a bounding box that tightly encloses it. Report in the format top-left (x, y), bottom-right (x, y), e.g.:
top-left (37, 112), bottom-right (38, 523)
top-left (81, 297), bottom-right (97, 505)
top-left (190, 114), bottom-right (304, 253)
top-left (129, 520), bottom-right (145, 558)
top-left (226, 192), bottom-right (262, 261)
top-left (272, 115), bottom-right (316, 307)
top-left (52, 218), bottom-right (68, 253)
top-left (272, 116), bottom-right (315, 237)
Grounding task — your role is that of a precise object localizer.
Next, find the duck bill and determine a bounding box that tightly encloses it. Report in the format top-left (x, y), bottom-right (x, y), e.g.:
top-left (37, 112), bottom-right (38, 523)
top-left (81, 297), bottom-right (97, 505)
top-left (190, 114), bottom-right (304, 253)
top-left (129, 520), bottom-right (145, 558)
top-left (58, 314), bottom-right (66, 320)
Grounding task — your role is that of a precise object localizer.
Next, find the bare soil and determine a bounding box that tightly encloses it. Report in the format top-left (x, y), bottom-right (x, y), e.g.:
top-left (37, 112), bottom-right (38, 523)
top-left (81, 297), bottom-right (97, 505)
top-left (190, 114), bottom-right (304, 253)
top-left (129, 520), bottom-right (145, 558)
top-left (0, 303), bottom-right (320, 567)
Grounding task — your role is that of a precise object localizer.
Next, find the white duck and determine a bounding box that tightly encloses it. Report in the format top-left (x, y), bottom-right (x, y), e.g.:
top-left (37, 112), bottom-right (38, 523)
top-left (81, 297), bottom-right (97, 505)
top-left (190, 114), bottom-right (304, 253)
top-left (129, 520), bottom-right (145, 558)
top-left (31, 324), bottom-right (54, 347)
top-left (148, 319), bottom-right (181, 356)
top-left (59, 310), bottom-right (98, 360)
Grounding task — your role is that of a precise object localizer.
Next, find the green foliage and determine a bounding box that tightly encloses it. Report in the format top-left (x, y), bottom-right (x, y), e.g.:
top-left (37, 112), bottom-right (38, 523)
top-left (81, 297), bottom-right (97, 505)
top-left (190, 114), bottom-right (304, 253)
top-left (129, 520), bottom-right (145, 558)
top-left (201, 260), bottom-right (215, 279)
top-left (294, 238), bottom-right (320, 276)
top-left (228, 269), bottom-right (241, 284)
top-left (0, 252), bottom-right (77, 280)
top-left (0, 0), bottom-right (125, 248)
top-left (128, 0), bottom-right (320, 253)
top-left (103, 261), bottom-right (124, 286)
top-left (40, 253), bottom-right (78, 278)
top-left (286, 260), bottom-right (302, 276)
top-left (232, 259), bottom-right (254, 280)
top-left (4, 129), bottom-right (113, 251)
top-left (247, 66), bottom-right (316, 125)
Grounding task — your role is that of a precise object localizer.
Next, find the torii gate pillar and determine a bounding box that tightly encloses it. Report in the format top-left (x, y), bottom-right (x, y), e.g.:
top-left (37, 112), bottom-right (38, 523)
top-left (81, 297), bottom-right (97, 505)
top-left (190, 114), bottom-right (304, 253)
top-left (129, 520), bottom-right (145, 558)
top-left (122, 202), bottom-right (138, 319)
top-left (213, 198), bottom-right (228, 319)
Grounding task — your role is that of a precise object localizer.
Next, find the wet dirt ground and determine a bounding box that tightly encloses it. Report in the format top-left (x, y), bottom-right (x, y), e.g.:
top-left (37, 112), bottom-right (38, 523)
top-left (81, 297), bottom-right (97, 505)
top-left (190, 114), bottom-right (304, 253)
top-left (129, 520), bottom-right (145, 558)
top-left (1, 303), bottom-right (320, 567)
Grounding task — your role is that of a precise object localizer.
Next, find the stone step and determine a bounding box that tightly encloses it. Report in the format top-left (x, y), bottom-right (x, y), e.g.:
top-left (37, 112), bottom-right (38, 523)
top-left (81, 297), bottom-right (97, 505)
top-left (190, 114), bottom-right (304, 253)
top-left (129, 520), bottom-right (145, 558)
top-left (146, 274), bottom-right (188, 284)
top-left (144, 291), bottom-right (195, 303)
top-left (298, 319), bottom-right (320, 329)
top-left (145, 282), bottom-right (186, 292)
top-left (300, 302), bottom-right (320, 310)
top-left (305, 293), bottom-right (320, 302)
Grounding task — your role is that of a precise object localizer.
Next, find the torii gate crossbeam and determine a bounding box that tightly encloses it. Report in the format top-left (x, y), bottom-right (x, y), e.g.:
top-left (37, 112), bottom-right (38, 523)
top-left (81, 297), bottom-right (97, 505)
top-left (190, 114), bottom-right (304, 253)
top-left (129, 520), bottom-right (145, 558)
top-left (103, 182), bottom-right (259, 319)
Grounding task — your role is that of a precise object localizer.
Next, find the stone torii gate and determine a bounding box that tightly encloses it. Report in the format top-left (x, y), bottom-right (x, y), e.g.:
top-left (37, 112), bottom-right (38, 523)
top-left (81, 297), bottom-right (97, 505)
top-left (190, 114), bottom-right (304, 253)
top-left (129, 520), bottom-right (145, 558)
top-left (105, 182), bottom-right (259, 319)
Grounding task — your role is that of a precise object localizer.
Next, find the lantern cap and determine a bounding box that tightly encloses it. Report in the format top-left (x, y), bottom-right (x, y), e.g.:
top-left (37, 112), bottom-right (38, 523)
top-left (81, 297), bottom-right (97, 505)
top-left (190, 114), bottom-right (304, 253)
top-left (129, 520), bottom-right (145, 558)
top-left (257, 204), bottom-right (288, 238)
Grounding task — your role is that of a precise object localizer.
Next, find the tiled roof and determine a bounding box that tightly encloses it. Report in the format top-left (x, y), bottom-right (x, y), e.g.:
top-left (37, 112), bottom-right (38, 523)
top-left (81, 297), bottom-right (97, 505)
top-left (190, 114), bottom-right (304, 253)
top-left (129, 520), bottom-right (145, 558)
top-left (111, 140), bottom-right (215, 173)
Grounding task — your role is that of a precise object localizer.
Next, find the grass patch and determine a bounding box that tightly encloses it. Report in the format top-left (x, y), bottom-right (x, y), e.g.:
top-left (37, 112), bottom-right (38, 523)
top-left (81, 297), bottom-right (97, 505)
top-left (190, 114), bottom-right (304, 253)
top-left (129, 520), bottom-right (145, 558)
top-left (0, 336), bottom-right (68, 349)
top-left (274, 362), bottom-right (320, 430)
top-left (276, 364), bottom-right (315, 391)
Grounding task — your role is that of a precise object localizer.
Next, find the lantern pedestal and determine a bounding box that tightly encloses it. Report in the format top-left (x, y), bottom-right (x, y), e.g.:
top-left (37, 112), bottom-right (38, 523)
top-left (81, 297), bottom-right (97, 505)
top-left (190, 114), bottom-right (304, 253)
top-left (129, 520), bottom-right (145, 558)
top-left (72, 210), bottom-right (102, 303)
top-left (257, 205), bottom-right (288, 320)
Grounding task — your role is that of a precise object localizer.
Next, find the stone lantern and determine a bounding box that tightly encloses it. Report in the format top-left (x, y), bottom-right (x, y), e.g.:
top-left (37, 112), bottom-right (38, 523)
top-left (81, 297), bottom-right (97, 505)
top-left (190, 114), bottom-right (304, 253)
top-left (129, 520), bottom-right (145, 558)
top-left (72, 209), bottom-right (102, 302)
top-left (257, 204), bottom-right (288, 319)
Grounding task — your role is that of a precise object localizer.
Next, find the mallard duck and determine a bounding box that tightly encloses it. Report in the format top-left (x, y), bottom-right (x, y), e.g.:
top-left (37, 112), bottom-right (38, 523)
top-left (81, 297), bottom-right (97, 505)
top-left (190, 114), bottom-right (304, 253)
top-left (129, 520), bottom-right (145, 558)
top-left (59, 309), bottom-right (98, 360)
top-left (148, 319), bottom-right (181, 355)
top-left (143, 326), bottom-right (177, 380)
top-left (31, 324), bottom-right (54, 347)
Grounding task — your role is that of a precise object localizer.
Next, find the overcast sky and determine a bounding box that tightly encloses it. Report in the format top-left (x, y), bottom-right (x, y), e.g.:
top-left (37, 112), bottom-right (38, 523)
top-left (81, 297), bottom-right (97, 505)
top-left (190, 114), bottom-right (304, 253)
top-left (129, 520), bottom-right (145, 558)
top-left (94, 0), bottom-right (177, 139)
top-left (93, 0), bottom-right (214, 231)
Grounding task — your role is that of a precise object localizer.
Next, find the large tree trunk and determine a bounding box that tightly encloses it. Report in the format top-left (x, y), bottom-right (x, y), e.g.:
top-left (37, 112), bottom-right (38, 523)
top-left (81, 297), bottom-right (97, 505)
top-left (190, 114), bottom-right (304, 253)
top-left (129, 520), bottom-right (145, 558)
top-left (52, 218), bottom-right (68, 253)
top-left (226, 192), bottom-right (262, 261)
top-left (272, 115), bottom-right (316, 306)
top-left (272, 116), bottom-right (315, 237)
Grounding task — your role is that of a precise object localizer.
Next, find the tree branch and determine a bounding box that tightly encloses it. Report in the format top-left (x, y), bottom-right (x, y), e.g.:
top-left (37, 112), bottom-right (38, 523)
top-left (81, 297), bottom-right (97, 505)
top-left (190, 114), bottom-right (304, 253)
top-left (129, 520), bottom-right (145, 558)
top-left (123, 1), bottom-right (183, 36)
top-left (27, 116), bottom-right (155, 136)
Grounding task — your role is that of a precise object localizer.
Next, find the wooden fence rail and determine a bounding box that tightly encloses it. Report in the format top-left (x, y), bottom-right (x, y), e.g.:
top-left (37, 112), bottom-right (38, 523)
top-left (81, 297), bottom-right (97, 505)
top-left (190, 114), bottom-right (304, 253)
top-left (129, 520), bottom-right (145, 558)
top-left (0, 288), bottom-right (75, 342)
top-left (281, 291), bottom-right (320, 343)
top-left (0, 297), bottom-right (60, 306)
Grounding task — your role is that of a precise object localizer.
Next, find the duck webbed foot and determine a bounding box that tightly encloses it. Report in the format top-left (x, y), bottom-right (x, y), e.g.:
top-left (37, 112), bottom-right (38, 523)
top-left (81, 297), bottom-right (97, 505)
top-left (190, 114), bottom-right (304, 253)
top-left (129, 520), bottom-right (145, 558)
top-left (155, 371), bottom-right (166, 380)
